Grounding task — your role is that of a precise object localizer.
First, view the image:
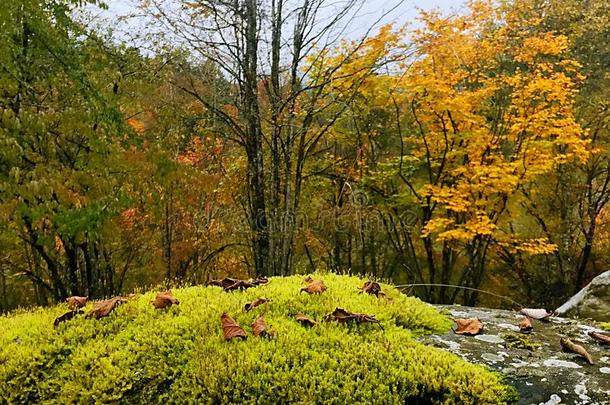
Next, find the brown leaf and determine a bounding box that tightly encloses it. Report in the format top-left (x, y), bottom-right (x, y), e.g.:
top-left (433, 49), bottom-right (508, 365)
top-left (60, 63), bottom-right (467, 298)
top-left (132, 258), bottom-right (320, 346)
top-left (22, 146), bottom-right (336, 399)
top-left (221, 312), bottom-right (247, 341)
top-left (252, 277), bottom-right (269, 286)
top-left (54, 310), bottom-right (84, 327)
top-left (152, 290), bottom-right (180, 309)
top-left (209, 277), bottom-right (268, 292)
top-left (66, 296), bottom-right (88, 310)
top-left (244, 297), bottom-right (268, 312)
top-left (453, 318), bottom-right (484, 335)
top-left (300, 279), bottom-right (327, 294)
top-left (252, 316), bottom-right (270, 337)
top-left (360, 281), bottom-right (385, 297)
top-left (560, 338), bottom-right (594, 365)
top-left (520, 308), bottom-right (551, 321)
top-left (209, 277), bottom-right (239, 289)
top-left (86, 297), bottom-right (129, 319)
top-left (323, 307), bottom-right (379, 324)
top-left (588, 331), bottom-right (610, 346)
top-left (519, 316), bottom-right (533, 333)
top-left (295, 313), bottom-right (317, 327)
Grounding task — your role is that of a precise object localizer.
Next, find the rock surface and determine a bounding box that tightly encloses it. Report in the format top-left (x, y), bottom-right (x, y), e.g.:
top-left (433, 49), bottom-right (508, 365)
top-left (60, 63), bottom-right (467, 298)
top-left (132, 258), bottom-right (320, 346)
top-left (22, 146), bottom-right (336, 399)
top-left (556, 271), bottom-right (610, 321)
top-left (423, 305), bottom-right (610, 405)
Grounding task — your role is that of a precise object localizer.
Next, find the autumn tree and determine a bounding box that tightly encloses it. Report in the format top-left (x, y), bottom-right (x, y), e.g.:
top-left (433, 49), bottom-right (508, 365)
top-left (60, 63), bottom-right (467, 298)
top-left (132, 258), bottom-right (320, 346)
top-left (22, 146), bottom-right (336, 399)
top-left (137, 0), bottom-right (401, 277)
top-left (322, 0), bottom-right (590, 304)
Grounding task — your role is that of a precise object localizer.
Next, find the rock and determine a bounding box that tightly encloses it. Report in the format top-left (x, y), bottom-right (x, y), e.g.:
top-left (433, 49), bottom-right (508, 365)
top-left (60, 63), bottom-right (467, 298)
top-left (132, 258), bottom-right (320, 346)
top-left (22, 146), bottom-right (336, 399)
top-left (555, 271), bottom-right (610, 321)
top-left (423, 305), bottom-right (610, 404)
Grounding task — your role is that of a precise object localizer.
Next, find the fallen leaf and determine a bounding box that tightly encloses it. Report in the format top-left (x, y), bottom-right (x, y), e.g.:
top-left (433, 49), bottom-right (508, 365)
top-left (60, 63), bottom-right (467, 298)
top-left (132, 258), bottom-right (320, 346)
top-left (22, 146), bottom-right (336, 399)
top-left (300, 279), bottom-right (327, 294)
top-left (295, 313), bottom-right (317, 327)
top-left (54, 310), bottom-right (84, 327)
top-left (244, 297), bottom-right (268, 312)
top-left (453, 319), bottom-right (483, 335)
top-left (252, 277), bottom-right (268, 285)
top-left (221, 312), bottom-right (247, 341)
top-left (520, 308), bottom-right (551, 321)
top-left (210, 277), bottom-right (268, 292)
top-left (66, 296), bottom-right (88, 309)
top-left (323, 307), bottom-right (379, 324)
top-left (588, 331), bottom-right (610, 346)
top-left (86, 297), bottom-right (129, 319)
top-left (360, 281), bottom-right (385, 297)
top-left (252, 316), bottom-right (270, 337)
top-left (209, 277), bottom-right (239, 289)
top-left (519, 316), bottom-right (533, 333)
top-left (152, 290), bottom-right (179, 309)
top-left (560, 337), bottom-right (594, 364)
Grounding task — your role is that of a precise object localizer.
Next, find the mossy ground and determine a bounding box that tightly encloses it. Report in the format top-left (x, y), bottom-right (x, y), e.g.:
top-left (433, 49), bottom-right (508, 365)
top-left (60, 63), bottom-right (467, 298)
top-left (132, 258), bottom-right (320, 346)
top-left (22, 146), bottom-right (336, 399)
top-left (0, 273), bottom-right (516, 404)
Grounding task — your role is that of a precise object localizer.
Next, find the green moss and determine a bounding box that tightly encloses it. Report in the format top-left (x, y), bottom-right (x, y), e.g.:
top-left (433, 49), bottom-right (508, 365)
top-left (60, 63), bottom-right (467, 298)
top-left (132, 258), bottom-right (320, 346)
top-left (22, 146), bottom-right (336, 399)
top-left (599, 322), bottom-right (610, 331)
top-left (0, 273), bottom-right (516, 404)
top-left (501, 333), bottom-right (541, 351)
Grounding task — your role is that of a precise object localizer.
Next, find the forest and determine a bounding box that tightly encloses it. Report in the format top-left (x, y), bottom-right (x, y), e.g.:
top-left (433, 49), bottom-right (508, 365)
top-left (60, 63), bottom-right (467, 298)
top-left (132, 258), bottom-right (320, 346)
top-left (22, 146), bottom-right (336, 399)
top-left (1, 0), bottom-right (609, 312)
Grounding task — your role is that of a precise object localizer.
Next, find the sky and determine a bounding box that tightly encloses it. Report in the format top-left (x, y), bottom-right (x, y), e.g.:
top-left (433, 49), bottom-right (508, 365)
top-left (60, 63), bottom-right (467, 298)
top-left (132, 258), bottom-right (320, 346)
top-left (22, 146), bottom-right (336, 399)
top-left (93, 0), bottom-right (466, 40)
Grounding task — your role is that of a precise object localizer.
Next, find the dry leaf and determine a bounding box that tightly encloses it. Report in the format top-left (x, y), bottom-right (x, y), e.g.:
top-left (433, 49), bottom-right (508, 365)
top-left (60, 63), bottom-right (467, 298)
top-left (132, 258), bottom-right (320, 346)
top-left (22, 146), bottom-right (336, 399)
top-left (252, 316), bottom-right (269, 337)
top-left (54, 310), bottom-right (84, 327)
top-left (252, 277), bottom-right (268, 285)
top-left (520, 308), bottom-right (551, 321)
top-left (152, 290), bottom-right (179, 309)
top-left (588, 331), bottom-right (610, 346)
top-left (209, 277), bottom-right (239, 289)
top-left (210, 277), bottom-right (268, 292)
top-left (244, 298), bottom-right (268, 312)
top-left (323, 307), bottom-right (379, 324)
top-left (300, 279), bottom-right (327, 294)
top-left (560, 338), bottom-right (594, 364)
top-left (221, 313), bottom-right (247, 341)
top-left (86, 297), bottom-right (128, 319)
top-left (360, 281), bottom-right (384, 297)
top-left (66, 296), bottom-right (88, 310)
top-left (519, 316), bottom-right (533, 333)
top-left (453, 318), bottom-right (483, 335)
top-left (295, 313), bottom-right (317, 327)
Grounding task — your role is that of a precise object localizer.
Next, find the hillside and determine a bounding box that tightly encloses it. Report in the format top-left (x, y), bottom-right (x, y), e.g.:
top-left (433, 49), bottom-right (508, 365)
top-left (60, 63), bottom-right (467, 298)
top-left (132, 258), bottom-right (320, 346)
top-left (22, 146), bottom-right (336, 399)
top-left (0, 274), bottom-right (516, 404)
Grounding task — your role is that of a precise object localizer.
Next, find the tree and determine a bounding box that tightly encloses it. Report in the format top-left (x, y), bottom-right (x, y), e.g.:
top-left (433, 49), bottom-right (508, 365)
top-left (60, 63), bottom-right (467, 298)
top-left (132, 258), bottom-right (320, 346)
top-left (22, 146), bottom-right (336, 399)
top-left (139, 0), bottom-right (400, 276)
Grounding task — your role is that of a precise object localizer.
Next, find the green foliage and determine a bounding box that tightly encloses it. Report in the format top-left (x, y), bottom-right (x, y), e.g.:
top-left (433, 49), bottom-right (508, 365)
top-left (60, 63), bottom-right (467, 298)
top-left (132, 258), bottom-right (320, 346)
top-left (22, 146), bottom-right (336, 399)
top-left (0, 274), bottom-right (516, 404)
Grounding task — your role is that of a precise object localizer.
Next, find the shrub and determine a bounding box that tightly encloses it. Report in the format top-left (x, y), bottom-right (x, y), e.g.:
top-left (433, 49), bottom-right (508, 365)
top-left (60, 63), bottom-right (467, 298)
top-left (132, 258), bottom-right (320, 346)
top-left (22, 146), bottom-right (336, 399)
top-left (0, 273), bottom-right (516, 404)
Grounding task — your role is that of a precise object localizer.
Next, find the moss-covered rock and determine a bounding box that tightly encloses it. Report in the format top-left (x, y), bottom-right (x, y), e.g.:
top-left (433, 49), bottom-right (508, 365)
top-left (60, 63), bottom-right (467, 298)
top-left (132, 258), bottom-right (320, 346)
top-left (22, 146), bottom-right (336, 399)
top-left (0, 273), bottom-right (515, 404)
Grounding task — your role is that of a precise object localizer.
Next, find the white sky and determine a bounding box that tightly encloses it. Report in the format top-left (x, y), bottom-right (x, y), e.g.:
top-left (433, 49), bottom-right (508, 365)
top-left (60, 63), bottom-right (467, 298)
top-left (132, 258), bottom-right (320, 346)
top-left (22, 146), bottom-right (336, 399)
top-left (94, 0), bottom-right (466, 40)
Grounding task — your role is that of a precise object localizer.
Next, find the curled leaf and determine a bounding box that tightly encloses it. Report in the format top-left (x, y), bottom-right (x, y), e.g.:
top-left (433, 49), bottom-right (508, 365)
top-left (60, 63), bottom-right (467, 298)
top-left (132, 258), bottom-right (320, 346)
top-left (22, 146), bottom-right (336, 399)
top-left (252, 316), bottom-right (270, 337)
top-left (209, 277), bottom-right (239, 289)
top-left (86, 297), bottom-right (129, 319)
top-left (588, 331), bottom-right (610, 346)
top-left (210, 277), bottom-right (268, 292)
top-left (518, 316), bottom-right (533, 333)
top-left (295, 313), bottom-right (317, 327)
top-left (300, 279), bottom-right (327, 294)
top-left (323, 307), bottom-right (379, 324)
top-left (360, 281), bottom-right (384, 297)
top-left (221, 313), bottom-right (247, 341)
top-left (520, 308), bottom-right (551, 321)
top-left (54, 310), bottom-right (84, 327)
top-left (244, 297), bottom-right (268, 312)
top-left (66, 296), bottom-right (88, 310)
top-left (152, 290), bottom-right (179, 309)
top-left (453, 318), bottom-right (483, 336)
top-left (560, 337), bottom-right (594, 364)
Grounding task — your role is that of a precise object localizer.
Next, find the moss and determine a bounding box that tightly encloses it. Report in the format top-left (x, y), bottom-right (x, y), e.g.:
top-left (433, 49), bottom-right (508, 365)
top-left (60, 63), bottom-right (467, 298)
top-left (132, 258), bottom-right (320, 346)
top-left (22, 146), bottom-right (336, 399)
top-left (501, 333), bottom-right (541, 351)
top-left (599, 322), bottom-right (610, 331)
top-left (0, 273), bottom-right (517, 404)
